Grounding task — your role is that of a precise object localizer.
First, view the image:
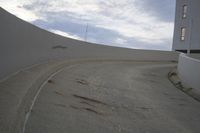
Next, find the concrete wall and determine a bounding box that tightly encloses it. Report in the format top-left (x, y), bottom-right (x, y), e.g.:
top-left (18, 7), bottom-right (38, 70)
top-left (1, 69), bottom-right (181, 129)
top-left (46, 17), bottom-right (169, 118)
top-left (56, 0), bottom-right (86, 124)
top-left (173, 0), bottom-right (200, 52)
top-left (189, 54), bottom-right (200, 59)
top-left (178, 53), bottom-right (200, 90)
top-left (0, 7), bottom-right (178, 80)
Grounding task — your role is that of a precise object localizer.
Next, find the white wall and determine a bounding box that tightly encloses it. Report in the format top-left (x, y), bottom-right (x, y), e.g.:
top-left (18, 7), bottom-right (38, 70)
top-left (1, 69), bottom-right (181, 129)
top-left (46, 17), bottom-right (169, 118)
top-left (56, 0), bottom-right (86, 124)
top-left (0, 8), bottom-right (179, 80)
top-left (178, 53), bottom-right (200, 90)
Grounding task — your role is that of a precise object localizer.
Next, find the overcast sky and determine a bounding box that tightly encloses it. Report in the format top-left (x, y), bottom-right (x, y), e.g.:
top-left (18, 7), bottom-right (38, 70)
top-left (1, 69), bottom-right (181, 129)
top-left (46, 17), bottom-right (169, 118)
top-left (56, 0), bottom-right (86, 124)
top-left (0, 0), bottom-right (176, 51)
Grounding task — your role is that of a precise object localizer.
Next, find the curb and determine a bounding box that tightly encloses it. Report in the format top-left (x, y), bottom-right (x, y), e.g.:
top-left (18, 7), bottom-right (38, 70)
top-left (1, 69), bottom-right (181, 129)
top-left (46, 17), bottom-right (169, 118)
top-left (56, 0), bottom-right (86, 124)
top-left (168, 69), bottom-right (200, 102)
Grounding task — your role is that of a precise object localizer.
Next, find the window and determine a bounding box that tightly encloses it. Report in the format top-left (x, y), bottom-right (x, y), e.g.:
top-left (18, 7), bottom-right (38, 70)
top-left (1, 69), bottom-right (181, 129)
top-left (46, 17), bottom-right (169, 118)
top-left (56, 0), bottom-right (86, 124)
top-left (182, 5), bottom-right (187, 18)
top-left (180, 27), bottom-right (186, 41)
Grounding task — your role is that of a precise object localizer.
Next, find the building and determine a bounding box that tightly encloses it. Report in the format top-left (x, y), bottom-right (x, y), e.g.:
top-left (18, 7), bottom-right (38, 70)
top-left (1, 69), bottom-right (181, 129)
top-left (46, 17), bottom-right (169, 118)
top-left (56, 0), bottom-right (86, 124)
top-left (173, 0), bottom-right (200, 53)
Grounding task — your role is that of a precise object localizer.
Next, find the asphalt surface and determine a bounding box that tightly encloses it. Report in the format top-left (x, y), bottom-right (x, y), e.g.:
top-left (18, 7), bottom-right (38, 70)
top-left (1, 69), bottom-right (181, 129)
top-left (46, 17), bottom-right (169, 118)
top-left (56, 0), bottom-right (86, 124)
top-left (18, 61), bottom-right (200, 133)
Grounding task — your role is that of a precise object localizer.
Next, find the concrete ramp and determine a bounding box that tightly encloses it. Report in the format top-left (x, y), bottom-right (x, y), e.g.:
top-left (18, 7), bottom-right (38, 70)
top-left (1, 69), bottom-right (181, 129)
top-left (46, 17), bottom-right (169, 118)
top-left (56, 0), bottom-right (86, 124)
top-left (0, 7), bottom-right (178, 80)
top-left (2, 7), bottom-right (200, 133)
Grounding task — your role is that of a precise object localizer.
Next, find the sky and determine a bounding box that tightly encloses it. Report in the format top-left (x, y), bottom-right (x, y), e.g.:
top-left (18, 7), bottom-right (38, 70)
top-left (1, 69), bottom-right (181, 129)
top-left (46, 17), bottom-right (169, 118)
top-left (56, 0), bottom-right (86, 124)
top-left (0, 0), bottom-right (176, 51)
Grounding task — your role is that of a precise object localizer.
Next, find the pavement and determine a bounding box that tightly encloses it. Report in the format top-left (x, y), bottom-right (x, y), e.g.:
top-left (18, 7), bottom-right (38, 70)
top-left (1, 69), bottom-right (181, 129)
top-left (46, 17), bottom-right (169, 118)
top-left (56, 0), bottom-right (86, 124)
top-left (1, 60), bottom-right (200, 133)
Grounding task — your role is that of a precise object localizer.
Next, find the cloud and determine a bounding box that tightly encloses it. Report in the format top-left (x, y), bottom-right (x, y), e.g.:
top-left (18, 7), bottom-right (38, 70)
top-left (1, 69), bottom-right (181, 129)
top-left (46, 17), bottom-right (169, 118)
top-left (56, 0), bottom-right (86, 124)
top-left (0, 0), bottom-right (40, 21)
top-left (0, 0), bottom-right (175, 50)
top-left (135, 0), bottom-right (176, 22)
top-left (32, 18), bottom-right (124, 45)
top-left (49, 29), bottom-right (83, 40)
top-left (114, 38), bottom-right (127, 45)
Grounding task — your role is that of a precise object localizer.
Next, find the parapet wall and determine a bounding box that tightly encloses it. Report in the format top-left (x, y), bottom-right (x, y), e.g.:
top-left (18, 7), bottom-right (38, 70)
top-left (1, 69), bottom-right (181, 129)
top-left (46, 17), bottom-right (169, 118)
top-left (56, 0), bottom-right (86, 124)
top-left (0, 8), bottom-right (178, 80)
top-left (178, 53), bottom-right (200, 90)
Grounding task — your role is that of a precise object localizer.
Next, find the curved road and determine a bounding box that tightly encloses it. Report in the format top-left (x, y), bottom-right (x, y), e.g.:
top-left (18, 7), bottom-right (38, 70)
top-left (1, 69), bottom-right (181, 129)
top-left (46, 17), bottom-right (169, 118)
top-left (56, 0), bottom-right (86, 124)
top-left (21, 61), bottom-right (200, 133)
top-left (1, 60), bottom-right (200, 133)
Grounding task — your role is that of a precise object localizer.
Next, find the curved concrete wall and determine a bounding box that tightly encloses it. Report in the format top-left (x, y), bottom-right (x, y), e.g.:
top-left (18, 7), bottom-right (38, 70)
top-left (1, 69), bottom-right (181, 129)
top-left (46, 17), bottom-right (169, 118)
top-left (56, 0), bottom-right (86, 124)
top-left (0, 7), bottom-right (178, 80)
top-left (178, 53), bottom-right (200, 89)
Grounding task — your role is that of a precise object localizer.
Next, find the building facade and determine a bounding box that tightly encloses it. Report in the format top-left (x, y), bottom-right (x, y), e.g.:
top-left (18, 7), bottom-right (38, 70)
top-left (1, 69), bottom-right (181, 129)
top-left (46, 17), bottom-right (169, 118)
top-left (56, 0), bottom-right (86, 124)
top-left (173, 0), bottom-right (200, 53)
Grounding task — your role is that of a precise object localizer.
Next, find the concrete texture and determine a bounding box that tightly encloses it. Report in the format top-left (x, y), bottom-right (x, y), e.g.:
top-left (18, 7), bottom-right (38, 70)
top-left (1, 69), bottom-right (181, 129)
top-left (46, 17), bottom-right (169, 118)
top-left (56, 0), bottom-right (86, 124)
top-left (0, 60), bottom-right (69, 133)
top-left (168, 68), bottom-right (200, 102)
top-left (178, 53), bottom-right (200, 90)
top-left (173, 0), bottom-right (200, 51)
top-left (1, 60), bottom-right (200, 133)
top-left (189, 54), bottom-right (200, 59)
top-left (0, 7), bottom-right (178, 80)
top-left (1, 6), bottom-right (200, 133)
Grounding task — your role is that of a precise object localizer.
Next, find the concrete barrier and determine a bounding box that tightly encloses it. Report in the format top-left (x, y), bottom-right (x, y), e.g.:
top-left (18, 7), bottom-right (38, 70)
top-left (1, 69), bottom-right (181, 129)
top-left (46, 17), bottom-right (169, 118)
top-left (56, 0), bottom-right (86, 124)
top-left (178, 53), bottom-right (200, 90)
top-left (0, 7), bottom-right (179, 80)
